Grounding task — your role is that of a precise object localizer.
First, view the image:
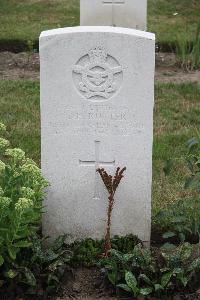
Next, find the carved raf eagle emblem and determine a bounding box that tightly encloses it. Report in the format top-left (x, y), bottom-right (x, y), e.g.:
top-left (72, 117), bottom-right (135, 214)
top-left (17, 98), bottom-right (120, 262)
top-left (73, 46), bottom-right (123, 101)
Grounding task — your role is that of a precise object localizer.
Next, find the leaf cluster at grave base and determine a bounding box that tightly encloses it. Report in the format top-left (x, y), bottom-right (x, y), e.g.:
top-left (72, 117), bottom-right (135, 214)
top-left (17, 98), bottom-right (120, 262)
top-left (100, 243), bottom-right (200, 298)
top-left (0, 234), bottom-right (72, 297)
top-left (108, 135), bottom-right (200, 298)
top-left (68, 234), bottom-right (141, 267)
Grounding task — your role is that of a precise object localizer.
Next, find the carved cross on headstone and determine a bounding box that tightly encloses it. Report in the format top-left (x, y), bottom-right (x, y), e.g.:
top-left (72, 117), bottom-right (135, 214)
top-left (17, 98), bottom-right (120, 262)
top-left (102, 0), bottom-right (125, 26)
top-left (103, 0), bottom-right (125, 4)
top-left (79, 141), bottom-right (115, 199)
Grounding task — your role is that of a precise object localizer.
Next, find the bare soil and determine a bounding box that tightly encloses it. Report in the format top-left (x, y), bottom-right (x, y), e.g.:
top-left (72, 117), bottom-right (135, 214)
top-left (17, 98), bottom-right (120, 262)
top-left (155, 53), bottom-right (200, 84)
top-left (0, 52), bottom-right (200, 83)
top-left (54, 267), bottom-right (200, 300)
top-left (0, 51), bottom-right (40, 81)
top-left (55, 267), bottom-right (115, 300)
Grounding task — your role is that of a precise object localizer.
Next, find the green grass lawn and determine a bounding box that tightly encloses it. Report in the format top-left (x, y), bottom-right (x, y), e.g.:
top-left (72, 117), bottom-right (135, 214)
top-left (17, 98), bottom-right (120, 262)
top-left (0, 80), bottom-right (199, 212)
top-left (0, 0), bottom-right (199, 47)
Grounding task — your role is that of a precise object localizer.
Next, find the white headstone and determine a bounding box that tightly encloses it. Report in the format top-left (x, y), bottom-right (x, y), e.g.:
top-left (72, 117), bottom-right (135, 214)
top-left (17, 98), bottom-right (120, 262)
top-left (40, 26), bottom-right (155, 244)
top-left (80, 0), bottom-right (147, 30)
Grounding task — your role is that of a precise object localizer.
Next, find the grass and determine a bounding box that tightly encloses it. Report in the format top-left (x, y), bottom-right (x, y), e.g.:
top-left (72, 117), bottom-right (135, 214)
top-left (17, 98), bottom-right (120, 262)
top-left (153, 83), bottom-right (200, 211)
top-left (176, 22), bottom-right (200, 71)
top-left (148, 0), bottom-right (200, 46)
top-left (0, 80), bottom-right (199, 212)
top-left (0, 81), bottom-right (40, 162)
top-left (0, 0), bottom-right (199, 48)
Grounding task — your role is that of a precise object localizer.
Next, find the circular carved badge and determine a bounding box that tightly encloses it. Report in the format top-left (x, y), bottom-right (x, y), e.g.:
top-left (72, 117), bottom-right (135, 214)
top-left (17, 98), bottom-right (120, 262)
top-left (72, 46), bottom-right (123, 101)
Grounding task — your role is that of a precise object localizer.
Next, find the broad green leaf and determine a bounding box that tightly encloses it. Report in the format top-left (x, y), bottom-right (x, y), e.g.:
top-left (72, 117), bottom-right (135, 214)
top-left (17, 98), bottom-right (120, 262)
top-left (180, 243), bottom-right (192, 261)
top-left (161, 243), bottom-right (176, 251)
top-left (162, 231), bottom-right (176, 239)
top-left (185, 176), bottom-right (198, 189)
top-left (139, 274), bottom-right (153, 286)
top-left (161, 272), bottom-right (173, 288)
top-left (195, 157), bottom-right (200, 165)
top-left (14, 228), bottom-right (29, 239)
top-left (178, 274), bottom-right (188, 287)
top-left (125, 271), bottom-right (138, 292)
top-left (154, 284), bottom-right (164, 292)
top-left (45, 249), bottom-right (59, 262)
top-left (5, 269), bottom-right (18, 279)
top-left (52, 235), bottom-right (67, 251)
top-left (14, 240), bottom-right (32, 248)
top-left (187, 137), bottom-right (199, 151)
top-left (117, 284), bottom-right (132, 293)
top-left (109, 249), bottom-right (123, 262)
top-left (8, 246), bottom-right (17, 260)
top-left (188, 258), bottom-right (200, 272)
top-left (108, 272), bottom-right (117, 285)
top-left (186, 159), bottom-right (194, 172)
top-left (179, 233), bottom-right (186, 243)
top-left (24, 268), bottom-right (36, 287)
top-left (0, 255), bottom-right (4, 266)
top-left (48, 259), bottom-right (63, 272)
top-left (140, 287), bottom-right (153, 295)
top-left (123, 253), bottom-right (134, 262)
top-left (173, 268), bottom-right (182, 274)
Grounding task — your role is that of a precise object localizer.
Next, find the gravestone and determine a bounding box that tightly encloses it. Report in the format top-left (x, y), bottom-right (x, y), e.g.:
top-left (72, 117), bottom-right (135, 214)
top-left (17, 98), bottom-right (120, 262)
top-left (80, 0), bottom-right (147, 30)
top-left (40, 26), bottom-right (155, 243)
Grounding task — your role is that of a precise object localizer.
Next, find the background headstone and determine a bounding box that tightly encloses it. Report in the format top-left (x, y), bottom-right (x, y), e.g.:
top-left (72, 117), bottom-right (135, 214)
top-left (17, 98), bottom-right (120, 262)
top-left (40, 26), bottom-right (155, 243)
top-left (80, 0), bottom-right (147, 30)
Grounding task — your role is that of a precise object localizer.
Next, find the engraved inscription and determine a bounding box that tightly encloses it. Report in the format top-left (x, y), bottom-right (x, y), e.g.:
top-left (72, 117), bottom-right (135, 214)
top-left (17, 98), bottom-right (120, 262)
top-left (65, 105), bottom-right (144, 136)
top-left (79, 141), bottom-right (115, 199)
top-left (73, 47), bottom-right (123, 101)
top-left (45, 104), bottom-right (145, 137)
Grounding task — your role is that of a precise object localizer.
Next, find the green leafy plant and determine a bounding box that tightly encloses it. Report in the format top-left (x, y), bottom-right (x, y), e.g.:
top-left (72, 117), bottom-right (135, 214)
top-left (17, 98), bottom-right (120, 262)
top-left (118, 270), bottom-right (153, 297)
top-left (103, 246), bottom-right (151, 285)
top-left (69, 235), bottom-right (141, 267)
top-left (69, 238), bottom-right (103, 267)
top-left (101, 243), bottom-right (200, 298)
top-left (155, 197), bottom-right (200, 246)
top-left (97, 167), bottom-right (126, 257)
top-left (0, 122), bottom-right (73, 296)
top-left (0, 122), bottom-right (48, 269)
top-left (159, 135), bottom-right (200, 244)
top-left (24, 234), bottom-right (71, 296)
top-left (185, 136), bottom-right (200, 189)
top-left (176, 22), bottom-right (200, 71)
top-left (0, 234), bottom-right (71, 297)
top-left (111, 234), bottom-right (141, 253)
top-left (159, 242), bottom-right (200, 292)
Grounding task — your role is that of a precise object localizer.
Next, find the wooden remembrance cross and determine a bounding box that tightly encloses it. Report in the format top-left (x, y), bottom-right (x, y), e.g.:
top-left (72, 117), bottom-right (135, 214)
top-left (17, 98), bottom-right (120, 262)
top-left (79, 141), bottom-right (115, 199)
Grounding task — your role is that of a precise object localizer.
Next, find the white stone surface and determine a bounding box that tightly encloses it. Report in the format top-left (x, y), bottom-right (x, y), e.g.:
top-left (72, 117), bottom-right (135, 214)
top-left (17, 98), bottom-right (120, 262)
top-left (40, 26), bottom-right (155, 243)
top-left (80, 0), bottom-right (147, 30)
